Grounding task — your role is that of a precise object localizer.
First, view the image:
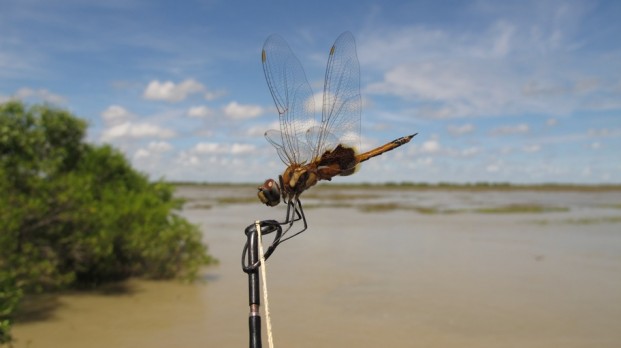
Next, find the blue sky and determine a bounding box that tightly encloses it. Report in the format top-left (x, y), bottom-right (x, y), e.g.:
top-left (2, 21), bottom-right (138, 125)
top-left (2, 0), bottom-right (620, 184)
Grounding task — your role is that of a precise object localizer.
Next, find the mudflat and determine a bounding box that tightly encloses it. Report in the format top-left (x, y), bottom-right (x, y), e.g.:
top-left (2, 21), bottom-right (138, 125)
top-left (10, 185), bottom-right (621, 348)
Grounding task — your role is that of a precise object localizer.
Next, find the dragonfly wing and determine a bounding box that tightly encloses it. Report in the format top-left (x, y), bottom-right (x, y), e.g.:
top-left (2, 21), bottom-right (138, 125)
top-left (262, 35), bottom-right (316, 165)
top-left (306, 126), bottom-right (338, 154)
top-left (314, 31), bottom-right (361, 162)
top-left (265, 129), bottom-right (290, 165)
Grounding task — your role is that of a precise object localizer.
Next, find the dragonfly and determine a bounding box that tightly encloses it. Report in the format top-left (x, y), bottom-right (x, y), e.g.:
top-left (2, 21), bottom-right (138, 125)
top-left (257, 31), bottom-right (416, 241)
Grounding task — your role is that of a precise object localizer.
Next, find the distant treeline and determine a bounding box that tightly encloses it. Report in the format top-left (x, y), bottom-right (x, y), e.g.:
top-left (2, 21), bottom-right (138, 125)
top-left (169, 181), bottom-right (621, 192)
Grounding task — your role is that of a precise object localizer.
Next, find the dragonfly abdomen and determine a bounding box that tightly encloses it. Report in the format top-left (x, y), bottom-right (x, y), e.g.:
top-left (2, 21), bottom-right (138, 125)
top-left (355, 133), bottom-right (417, 164)
top-left (316, 144), bottom-right (358, 179)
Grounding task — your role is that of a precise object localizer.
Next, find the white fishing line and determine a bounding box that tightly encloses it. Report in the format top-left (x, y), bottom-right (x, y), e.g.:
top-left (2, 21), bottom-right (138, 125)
top-left (255, 220), bottom-right (275, 348)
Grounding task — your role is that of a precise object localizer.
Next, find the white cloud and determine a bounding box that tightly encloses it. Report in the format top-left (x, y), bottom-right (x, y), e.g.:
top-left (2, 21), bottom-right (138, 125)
top-left (177, 151), bottom-right (200, 167)
top-left (421, 139), bottom-right (440, 153)
top-left (447, 123), bottom-right (475, 136)
top-left (581, 166), bottom-right (591, 177)
top-left (490, 20), bottom-right (515, 58)
top-left (500, 146), bottom-right (513, 155)
top-left (360, 10), bottom-right (621, 119)
top-left (143, 79), bottom-right (205, 102)
top-left (13, 87), bottom-right (66, 104)
top-left (523, 144), bottom-right (541, 153)
top-left (223, 101), bottom-right (264, 120)
top-left (101, 105), bottom-right (133, 125)
top-left (189, 101), bottom-right (266, 122)
top-left (461, 147), bottom-right (480, 157)
top-left (100, 105), bottom-right (175, 142)
top-left (0, 43), bottom-right (42, 79)
top-left (99, 105), bottom-right (178, 143)
top-left (486, 163), bottom-right (500, 173)
top-left (101, 121), bottom-right (175, 141)
top-left (308, 92), bottom-right (322, 114)
top-left (587, 128), bottom-right (610, 137)
top-left (414, 142), bottom-right (481, 159)
top-left (246, 121), bottom-right (281, 137)
top-left (417, 157), bottom-right (433, 166)
top-left (302, 91), bottom-right (368, 114)
top-left (231, 143), bottom-right (256, 154)
top-left (490, 123), bottom-right (529, 135)
top-left (133, 141), bottom-right (172, 160)
top-left (134, 148), bottom-right (150, 159)
top-left (405, 135), bottom-right (483, 159)
top-left (130, 123), bottom-right (174, 138)
top-left (194, 142), bottom-right (226, 154)
top-left (192, 142), bottom-right (256, 155)
top-left (546, 118), bottom-right (558, 126)
top-left (187, 105), bottom-right (213, 118)
top-left (366, 56), bottom-right (529, 119)
top-left (147, 141), bottom-right (173, 153)
top-left (204, 90), bottom-right (226, 101)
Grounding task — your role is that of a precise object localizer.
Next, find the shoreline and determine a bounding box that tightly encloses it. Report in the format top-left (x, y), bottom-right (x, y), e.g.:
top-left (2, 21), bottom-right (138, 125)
top-left (170, 181), bottom-right (621, 192)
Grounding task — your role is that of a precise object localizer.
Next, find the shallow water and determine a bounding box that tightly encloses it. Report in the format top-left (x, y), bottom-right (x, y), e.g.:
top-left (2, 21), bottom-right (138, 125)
top-left (10, 186), bottom-right (621, 348)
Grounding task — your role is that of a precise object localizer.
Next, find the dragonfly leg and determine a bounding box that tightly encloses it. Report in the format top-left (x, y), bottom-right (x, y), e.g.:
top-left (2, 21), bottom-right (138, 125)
top-left (277, 198), bottom-right (308, 244)
top-left (295, 198), bottom-right (307, 232)
top-left (278, 199), bottom-right (299, 236)
top-left (242, 198), bottom-right (309, 271)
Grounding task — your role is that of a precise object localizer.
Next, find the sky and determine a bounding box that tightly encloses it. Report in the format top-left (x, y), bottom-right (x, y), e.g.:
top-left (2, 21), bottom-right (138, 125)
top-left (1, 0), bottom-right (620, 184)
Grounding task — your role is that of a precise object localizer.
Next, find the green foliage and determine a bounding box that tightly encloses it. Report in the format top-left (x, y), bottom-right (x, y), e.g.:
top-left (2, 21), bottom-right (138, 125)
top-left (0, 268), bottom-right (23, 343)
top-left (0, 101), bottom-right (216, 343)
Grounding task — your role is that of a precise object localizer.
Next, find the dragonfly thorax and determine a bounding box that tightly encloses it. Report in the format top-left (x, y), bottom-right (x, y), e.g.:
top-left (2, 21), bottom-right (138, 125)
top-left (282, 164), bottom-right (318, 198)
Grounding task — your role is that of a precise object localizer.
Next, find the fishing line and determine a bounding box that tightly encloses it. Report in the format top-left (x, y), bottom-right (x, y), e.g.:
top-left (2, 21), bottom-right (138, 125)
top-left (255, 220), bottom-right (275, 348)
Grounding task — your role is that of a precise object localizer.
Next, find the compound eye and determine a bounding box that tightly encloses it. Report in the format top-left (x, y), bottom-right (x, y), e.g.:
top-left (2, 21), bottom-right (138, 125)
top-left (257, 178), bottom-right (281, 207)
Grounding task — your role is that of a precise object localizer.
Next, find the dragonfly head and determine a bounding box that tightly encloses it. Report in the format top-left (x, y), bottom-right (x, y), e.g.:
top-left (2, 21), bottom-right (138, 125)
top-left (257, 178), bottom-right (281, 207)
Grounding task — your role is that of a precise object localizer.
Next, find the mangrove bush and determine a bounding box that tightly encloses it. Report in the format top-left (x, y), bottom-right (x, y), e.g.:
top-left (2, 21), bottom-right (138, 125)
top-left (0, 101), bottom-right (216, 343)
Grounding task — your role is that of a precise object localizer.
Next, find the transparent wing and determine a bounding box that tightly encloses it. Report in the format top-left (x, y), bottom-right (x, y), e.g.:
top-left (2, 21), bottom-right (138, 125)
top-left (265, 129), bottom-right (289, 164)
top-left (311, 31), bottom-right (361, 160)
top-left (262, 34), bottom-right (317, 165)
top-left (265, 128), bottom-right (315, 165)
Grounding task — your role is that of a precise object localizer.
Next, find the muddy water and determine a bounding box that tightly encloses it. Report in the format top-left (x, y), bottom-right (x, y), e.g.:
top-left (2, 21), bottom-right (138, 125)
top-left (10, 186), bottom-right (621, 348)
